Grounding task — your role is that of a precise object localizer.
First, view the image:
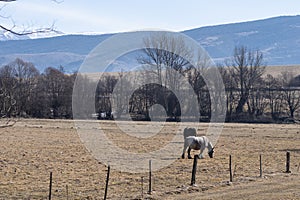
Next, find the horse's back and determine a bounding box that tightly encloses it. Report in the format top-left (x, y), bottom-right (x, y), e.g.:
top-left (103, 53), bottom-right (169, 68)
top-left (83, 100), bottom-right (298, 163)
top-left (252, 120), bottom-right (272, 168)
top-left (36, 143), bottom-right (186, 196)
top-left (186, 136), bottom-right (208, 147)
top-left (185, 136), bottom-right (196, 143)
top-left (185, 136), bottom-right (202, 150)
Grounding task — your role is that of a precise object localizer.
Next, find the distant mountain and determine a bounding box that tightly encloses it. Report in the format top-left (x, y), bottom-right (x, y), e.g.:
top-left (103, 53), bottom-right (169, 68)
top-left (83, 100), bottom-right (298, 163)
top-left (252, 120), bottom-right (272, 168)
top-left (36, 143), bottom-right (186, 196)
top-left (182, 15), bottom-right (300, 65)
top-left (0, 34), bottom-right (112, 72)
top-left (0, 15), bottom-right (300, 72)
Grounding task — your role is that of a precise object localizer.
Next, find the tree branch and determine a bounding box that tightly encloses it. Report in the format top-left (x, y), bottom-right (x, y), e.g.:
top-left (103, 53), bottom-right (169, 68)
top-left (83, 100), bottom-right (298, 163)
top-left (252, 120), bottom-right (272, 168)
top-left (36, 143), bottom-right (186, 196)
top-left (0, 0), bottom-right (63, 36)
top-left (0, 24), bottom-right (59, 36)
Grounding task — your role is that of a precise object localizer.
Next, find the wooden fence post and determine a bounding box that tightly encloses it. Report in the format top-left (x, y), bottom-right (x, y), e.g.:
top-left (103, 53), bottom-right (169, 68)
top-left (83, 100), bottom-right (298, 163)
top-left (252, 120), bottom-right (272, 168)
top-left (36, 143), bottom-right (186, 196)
top-left (260, 154), bottom-right (263, 178)
top-left (49, 172), bottom-right (52, 200)
top-left (229, 155), bottom-right (233, 182)
top-left (104, 165), bottom-right (110, 200)
top-left (66, 185), bottom-right (69, 200)
top-left (191, 156), bottom-right (198, 186)
top-left (141, 177), bottom-right (144, 199)
top-left (286, 151), bottom-right (291, 173)
top-left (148, 160), bottom-right (152, 194)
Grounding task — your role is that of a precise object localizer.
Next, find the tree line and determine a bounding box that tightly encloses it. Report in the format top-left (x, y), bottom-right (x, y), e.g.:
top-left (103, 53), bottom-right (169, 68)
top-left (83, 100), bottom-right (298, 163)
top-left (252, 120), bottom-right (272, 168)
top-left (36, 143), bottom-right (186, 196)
top-left (1, 39), bottom-right (300, 123)
top-left (0, 58), bottom-right (74, 118)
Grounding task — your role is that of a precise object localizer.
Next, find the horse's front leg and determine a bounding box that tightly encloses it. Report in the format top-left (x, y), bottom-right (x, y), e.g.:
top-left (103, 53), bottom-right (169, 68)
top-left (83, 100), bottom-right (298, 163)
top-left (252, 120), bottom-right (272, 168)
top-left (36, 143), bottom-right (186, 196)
top-left (187, 147), bottom-right (192, 159)
top-left (198, 148), bottom-right (204, 159)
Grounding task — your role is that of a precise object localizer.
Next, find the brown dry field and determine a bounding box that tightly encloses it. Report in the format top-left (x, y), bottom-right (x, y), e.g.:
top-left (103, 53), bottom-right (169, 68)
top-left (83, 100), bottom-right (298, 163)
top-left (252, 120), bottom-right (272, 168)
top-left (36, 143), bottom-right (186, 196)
top-left (264, 65), bottom-right (300, 77)
top-left (0, 119), bottom-right (299, 200)
top-left (81, 65), bottom-right (300, 80)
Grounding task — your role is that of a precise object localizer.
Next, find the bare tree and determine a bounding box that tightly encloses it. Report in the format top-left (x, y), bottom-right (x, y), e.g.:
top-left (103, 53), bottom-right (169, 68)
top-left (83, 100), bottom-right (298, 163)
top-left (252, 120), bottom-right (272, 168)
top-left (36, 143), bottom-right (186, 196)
top-left (246, 87), bottom-right (268, 117)
top-left (186, 52), bottom-right (214, 120)
top-left (107, 71), bottom-right (135, 119)
top-left (218, 64), bottom-right (237, 121)
top-left (0, 64), bottom-right (17, 117)
top-left (8, 58), bottom-right (39, 116)
top-left (279, 71), bottom-right (300, 119)
top-left (95, 74), bottom-right (117, 118)
top-left (43, 67), bottom-right (73, 118)
top-left (138, 33), bottom-right (192, 86)
top-left (0, 62), bottom-right (18, 127)
top-left (228, 46), bottom-right (265, 115)
top-left (264, 74), bottom-right (284, 120)
top-left (137, 33), bottom-right (192, 118)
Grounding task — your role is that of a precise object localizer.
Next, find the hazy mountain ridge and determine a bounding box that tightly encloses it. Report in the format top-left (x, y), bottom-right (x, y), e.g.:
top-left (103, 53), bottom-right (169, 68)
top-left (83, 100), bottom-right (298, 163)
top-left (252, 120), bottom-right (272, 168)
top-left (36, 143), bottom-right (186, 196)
top-left (182, 15), bottom-right (300, 65)
top-left (1, 15), bottom-right (300, 72)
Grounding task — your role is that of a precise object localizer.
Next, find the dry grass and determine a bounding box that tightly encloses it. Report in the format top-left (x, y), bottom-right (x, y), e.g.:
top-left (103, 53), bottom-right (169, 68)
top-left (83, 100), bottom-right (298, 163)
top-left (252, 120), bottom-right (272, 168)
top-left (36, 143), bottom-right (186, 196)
top-left (0, 119), bottom-right (299, 199)
top-left (78, 65), bottom-right (300, 80)
top-left (264, 65), bottom-right (300, 77)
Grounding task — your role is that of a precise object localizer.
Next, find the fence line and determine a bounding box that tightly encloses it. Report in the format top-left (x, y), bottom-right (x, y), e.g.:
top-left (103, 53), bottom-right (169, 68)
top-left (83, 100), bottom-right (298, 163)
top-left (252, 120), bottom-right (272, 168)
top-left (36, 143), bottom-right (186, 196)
top-left (2, 151), bottom-right (297, 198)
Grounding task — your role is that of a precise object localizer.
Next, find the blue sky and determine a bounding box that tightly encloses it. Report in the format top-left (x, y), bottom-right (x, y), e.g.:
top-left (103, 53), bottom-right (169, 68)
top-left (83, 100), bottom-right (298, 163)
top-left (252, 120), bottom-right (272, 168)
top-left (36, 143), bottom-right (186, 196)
top-left (1, 0), bottom-right (300, 34)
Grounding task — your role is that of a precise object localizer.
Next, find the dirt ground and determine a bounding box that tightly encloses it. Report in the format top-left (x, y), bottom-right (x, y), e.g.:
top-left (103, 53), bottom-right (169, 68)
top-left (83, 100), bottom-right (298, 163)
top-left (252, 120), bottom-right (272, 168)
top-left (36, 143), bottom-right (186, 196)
top-left (0, 119), bottom-right (299, 199)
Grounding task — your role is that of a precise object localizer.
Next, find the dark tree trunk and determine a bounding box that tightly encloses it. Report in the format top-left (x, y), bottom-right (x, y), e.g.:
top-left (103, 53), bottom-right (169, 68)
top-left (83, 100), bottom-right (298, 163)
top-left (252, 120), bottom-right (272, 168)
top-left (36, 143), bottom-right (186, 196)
top-left (236, 92), bottom-right (249, 114)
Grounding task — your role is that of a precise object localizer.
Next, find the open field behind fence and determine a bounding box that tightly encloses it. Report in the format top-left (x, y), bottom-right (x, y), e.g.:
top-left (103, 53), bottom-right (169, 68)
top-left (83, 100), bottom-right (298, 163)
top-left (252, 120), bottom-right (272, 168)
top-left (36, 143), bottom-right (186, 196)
top-left (264, 65), bottom-right (300, 77)
top-left (0, 119), bottom-right (299, 199)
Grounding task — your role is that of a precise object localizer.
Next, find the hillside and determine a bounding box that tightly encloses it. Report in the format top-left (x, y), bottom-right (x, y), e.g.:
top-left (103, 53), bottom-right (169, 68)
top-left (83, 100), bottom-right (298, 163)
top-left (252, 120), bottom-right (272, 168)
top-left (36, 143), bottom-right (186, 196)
top-left (183, 15), bottom-right (300, 65)
top-left (1, 15), bottom-right (300, 72)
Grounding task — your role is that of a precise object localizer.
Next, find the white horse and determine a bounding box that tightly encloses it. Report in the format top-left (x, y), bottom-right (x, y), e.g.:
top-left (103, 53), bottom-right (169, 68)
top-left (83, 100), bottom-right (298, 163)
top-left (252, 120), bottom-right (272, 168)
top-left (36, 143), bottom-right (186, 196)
top-left (181, 136), bottom-right (214, 159)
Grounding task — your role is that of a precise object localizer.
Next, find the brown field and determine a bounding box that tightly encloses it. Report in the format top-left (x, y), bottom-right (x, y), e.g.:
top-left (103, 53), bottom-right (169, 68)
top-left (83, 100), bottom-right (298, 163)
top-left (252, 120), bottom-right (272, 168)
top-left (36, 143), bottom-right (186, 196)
top-left (79, 65), bottom-right (300, 80)
top-left (264, 65), bottom-right (300, 77)
top-left (0, 119), bottom-right (299, 200)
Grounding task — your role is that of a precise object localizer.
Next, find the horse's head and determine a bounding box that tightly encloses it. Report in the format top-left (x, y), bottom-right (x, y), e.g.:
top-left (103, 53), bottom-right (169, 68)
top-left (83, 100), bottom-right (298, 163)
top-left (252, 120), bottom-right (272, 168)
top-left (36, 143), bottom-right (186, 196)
top-left (208, 148), bottom-right (214, 158)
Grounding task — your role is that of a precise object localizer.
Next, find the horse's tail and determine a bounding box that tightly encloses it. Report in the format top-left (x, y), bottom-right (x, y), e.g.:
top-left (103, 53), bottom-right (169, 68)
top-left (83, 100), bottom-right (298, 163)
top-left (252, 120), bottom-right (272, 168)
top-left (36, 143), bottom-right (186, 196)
top-left (183, 128), bottom-right (197, 139)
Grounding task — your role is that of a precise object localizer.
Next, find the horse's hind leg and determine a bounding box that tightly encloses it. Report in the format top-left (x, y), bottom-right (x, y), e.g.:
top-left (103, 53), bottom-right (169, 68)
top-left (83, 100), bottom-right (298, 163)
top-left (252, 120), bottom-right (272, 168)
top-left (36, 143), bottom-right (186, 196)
top-left (181, 141), bottom-right (187, 159)
top-left (181, 153), bottom-right (184, 159)
top-left (182, 140), bottom-right (189, 159)
top-left (187, 147), bottom-right (192, 159)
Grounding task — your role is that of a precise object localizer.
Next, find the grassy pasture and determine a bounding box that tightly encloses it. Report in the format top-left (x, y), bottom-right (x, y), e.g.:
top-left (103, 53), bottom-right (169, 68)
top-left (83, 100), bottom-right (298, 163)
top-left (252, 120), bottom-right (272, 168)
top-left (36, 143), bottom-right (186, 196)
top-left (0, 119), bottom-right (299, 199)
